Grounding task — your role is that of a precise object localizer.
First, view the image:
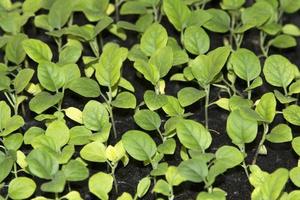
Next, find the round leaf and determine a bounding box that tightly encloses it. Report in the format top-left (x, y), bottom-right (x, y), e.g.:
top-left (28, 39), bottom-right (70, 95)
top-left (184, 26), bottom-right (210, 55)
top-left (8, 177), bottom-right (36, 199)
top-left (134, 109), bottom-right (161, 131)
top-left (89, 172), bottom-right (113, 200)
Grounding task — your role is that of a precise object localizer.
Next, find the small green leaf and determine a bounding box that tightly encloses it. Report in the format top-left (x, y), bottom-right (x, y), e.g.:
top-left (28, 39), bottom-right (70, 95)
top-left (62, 160), bottom-right (89, 181)
top-left (37, 62), bottom-right (65, 92)
top-left (137, 177), bottom-right (151, 198)
top-left (282, 24), bottom-right (300, 36)
top-left (41, 171), bottom-right (66, 193)
top-left (89, 172), bottom-right (113, 200)
top-left (226, 110), bottom-right (258, 145)
top-left (263, 55), bottom-right (295, 88)
top-left (266, 124), bottom-right (292, 143)
top-left (184, 26), bottom-right (210, 55)
top-left (14, 68), bottom-right (34, 94)
top-left (178, 158), bottom-right (208, 183)
top-left (67, 77), bottom-right (100, 98)
top-left (178, 87), bottom-right (206, 107)
top-left (166, 166), bottom-right (185, 186)
top-left (270, 34), bottom-right (297, 48)
top-left (8, 177), bottom-right (36, 199)
top-left (163, 0), bottom-right (190, 31)
top-left (283, 105), bottom-right (300, 126)
top-left (176, 120), bottom-right (211, 152)
top-left (48, 0), bottom-right (73, 29)
top-left (203, 9), bottom-right (230, 33)
top-left (82, 100), bottom-right (109, 131)
top-left (157, 138), bottom-right (176, 155)
top-left (29, 92), bottom-right (63, 114)
top-left (290, 167), bottom-right (300, 187)
top-left (149, 46), bottom-right (173, 78)
top-left (140, 23), bottom-right (168, 56)
top-left (144, 90), bottom-right (168, 110)
top-left (80, 141), bottom-right (107, 162)
top-left (26, 148), bottom-right (59, 180)
top-left (255, 92), bottom-right (276, 123)
top-left (153, 179), bottom-right (171, 196)
top-left (23, 39), bottom-right (52, 63)
top-left (5, 34), bottom-right (27, 65)
top-left (45, 120), bottom-right (70, 149)
top-left (122, 130), bottom-right (157, 161)
top-left (162, 96), bottom-right (184, 117)
top-left (229, 48), bottom-right (261, 82)
top-left (134, 109), bottom-right (161, 131)
top-left (112, 92), bottom-right (136, 109)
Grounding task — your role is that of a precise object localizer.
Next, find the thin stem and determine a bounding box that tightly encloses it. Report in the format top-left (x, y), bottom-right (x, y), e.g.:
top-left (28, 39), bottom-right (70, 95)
top-left (239, 145), bottom-right (249, 178)
top-left (108, 87), bottom-right (117, 139)
top-left (247, 80), bottom-right (251, 100)
top-left (115, 0), bottom-right (119, 21)
top-left (13, 163), bottom-right (18, 178)
top-left (111, 163), bottom-right (118, 194)
top-left (204, 85), bottom-right (210, 129)
top-left (156, 128), bottom-right (164, 142)
top-left (252, 123), bottom-right (268, 165)
top-left (259, 31), bottom-right (268, 57)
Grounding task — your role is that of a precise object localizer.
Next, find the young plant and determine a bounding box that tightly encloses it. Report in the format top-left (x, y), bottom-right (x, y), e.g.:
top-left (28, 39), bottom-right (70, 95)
top-left (188, 46), bottom-right (231, 128)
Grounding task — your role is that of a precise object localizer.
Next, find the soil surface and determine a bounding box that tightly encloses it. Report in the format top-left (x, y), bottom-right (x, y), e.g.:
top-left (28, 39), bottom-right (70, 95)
top-left (1, 0), bottom-right (300, 199)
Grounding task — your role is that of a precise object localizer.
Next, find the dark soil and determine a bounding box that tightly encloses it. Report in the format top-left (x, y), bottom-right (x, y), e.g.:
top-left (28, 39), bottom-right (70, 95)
top-left (1, 0), bottom-right (300, 199)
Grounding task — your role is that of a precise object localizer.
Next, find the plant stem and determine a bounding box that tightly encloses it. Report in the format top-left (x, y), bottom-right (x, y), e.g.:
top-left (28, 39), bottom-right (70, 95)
top-left (111, 163), bottom-right (118, 194)
top-left (13, 163), bottom-right (18, 178)
top-left (252, 123), bottom-right (268, 165)
top-left (239, 145), bottom-right (249, 178)
top-left (259, 31), bottom-right (268, 57)
top-left (204, 85), bottom-right (210, 129)
top-left (109, 106), bottom-right (117, 139)
top-left (156, 128), bottom-right (164, 142)
top-left (247, 80), bottom-right (251, 100)
top-left (115, 0), bottom-right (119, 21)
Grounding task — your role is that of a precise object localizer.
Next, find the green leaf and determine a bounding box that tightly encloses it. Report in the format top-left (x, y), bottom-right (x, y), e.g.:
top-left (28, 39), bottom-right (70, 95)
top-left (289, 80), bottom-right (300, 95)
top-left (45, 120), bottom-right (70, 149)
top-left (62, 160), bottom-right (89, 181)
top-left (280, 0), bottom-right (300, 13)
top-left (149, 46), bottom-right (173, 78)
top-left (26, 148), bottom-right (59, 180)
top-left (176, 120), bottom-right (211, 152)
top-left (95, 43), bottom-right (128, 87)
top-left (163, 0), bottom-right (190, 31)
top-left (255, 92), bottom-right (276, 123)
top-left (59, 45), bottom-right (82, 64)
top-left (0, 155), bottom-right (14, 183)
top-left (82, 100), bottom-right (109, 132)
top-left (89, 172), bottom-right (113, 200)
top-left (162, 96), bottom-right (184, 117)
top-left (22, 39), bottom-right (52, 63)
top-left (37, 62), bottom-right (65, 91)
top-left (14, 68), bottom-right (34, 94)
top-left (48, 0), bottom-right (73, 29)
top-left (69, 126), bottom-right (92, 145)
top-left (178, 87), bottom-right (206, 107)
top-left (94, 16), bottom-right (114, 35)
top-left (112, 92), bottom-right (136, 109)
top-left (226, 110), bottom-right (258, 145)
top-left (134, 60), bottom-right (160, 85)
top-left (1, 115), bottom-right (25, 137)
top-left (153, 179), bottom-right (171, 196)
top-left (67, 77), bottom-right (100, 98)
top-left (282, 24), bottom-right (300, 36)
top-left (80, 141), bottom-right (107, 162)
top-left (190, 46), bottom-right (231, 85)
top-left (290, 167), bottom-right (300, 187)
top-left (241, 2), bottom-right (274, 27)
top-left (263, 55), bottom-right (295, 88)
top-left (292, 137), bottom-right (300, 156)
top-left (184, 26), bottom-right (210, 55)
top-left (229, 48), bottom-right (261, 82)
top-left (140, 23), bottom-right (168, 56)
top-left (120, 1), bottom-right (147, 15)
top-left (29, 92), bottom-right (63, 114)
top-left (62, 63), bottom-right (81, 85)
top-left (270, 34), bottom-right (297, 48)
top-left (122, 130), bottom-right (157, 161)
top-left (22, 0), bottom-right (42, 14)
top-left (203, 9), bottom-right (230, 33)
top-left (221, 0), bottom-right (245, 9)
top-left (5, 34), bottom-right (27, 65)
top-left (266, 124), bottom-right (292, 143)
top-left (158, 138), bottom-right (176, 155)
top-left (274, 90), bottom-right (297, 104)
top-left (166, 166), bottom-right (185, 186)
top-left (3, 133), bottom-right (23, 151)
top-left (8, 177), bottom-right (36, 199)
top-left (283, 105), bottom-right (300, 126)
top-left (137, 177), bottom-right (151, 198)
top-left (0, 75), bottom-right (10, 91)
top-left (178, 158), bottom-right (208, 183)
top-left (134, 109), bottom-right (161, 131)
top-left (41, 171), bottom-right (66, 193)
top-left (144, 90), bottom-right (168, 110)
top-left (197, 189), bottom-right (226, 200)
